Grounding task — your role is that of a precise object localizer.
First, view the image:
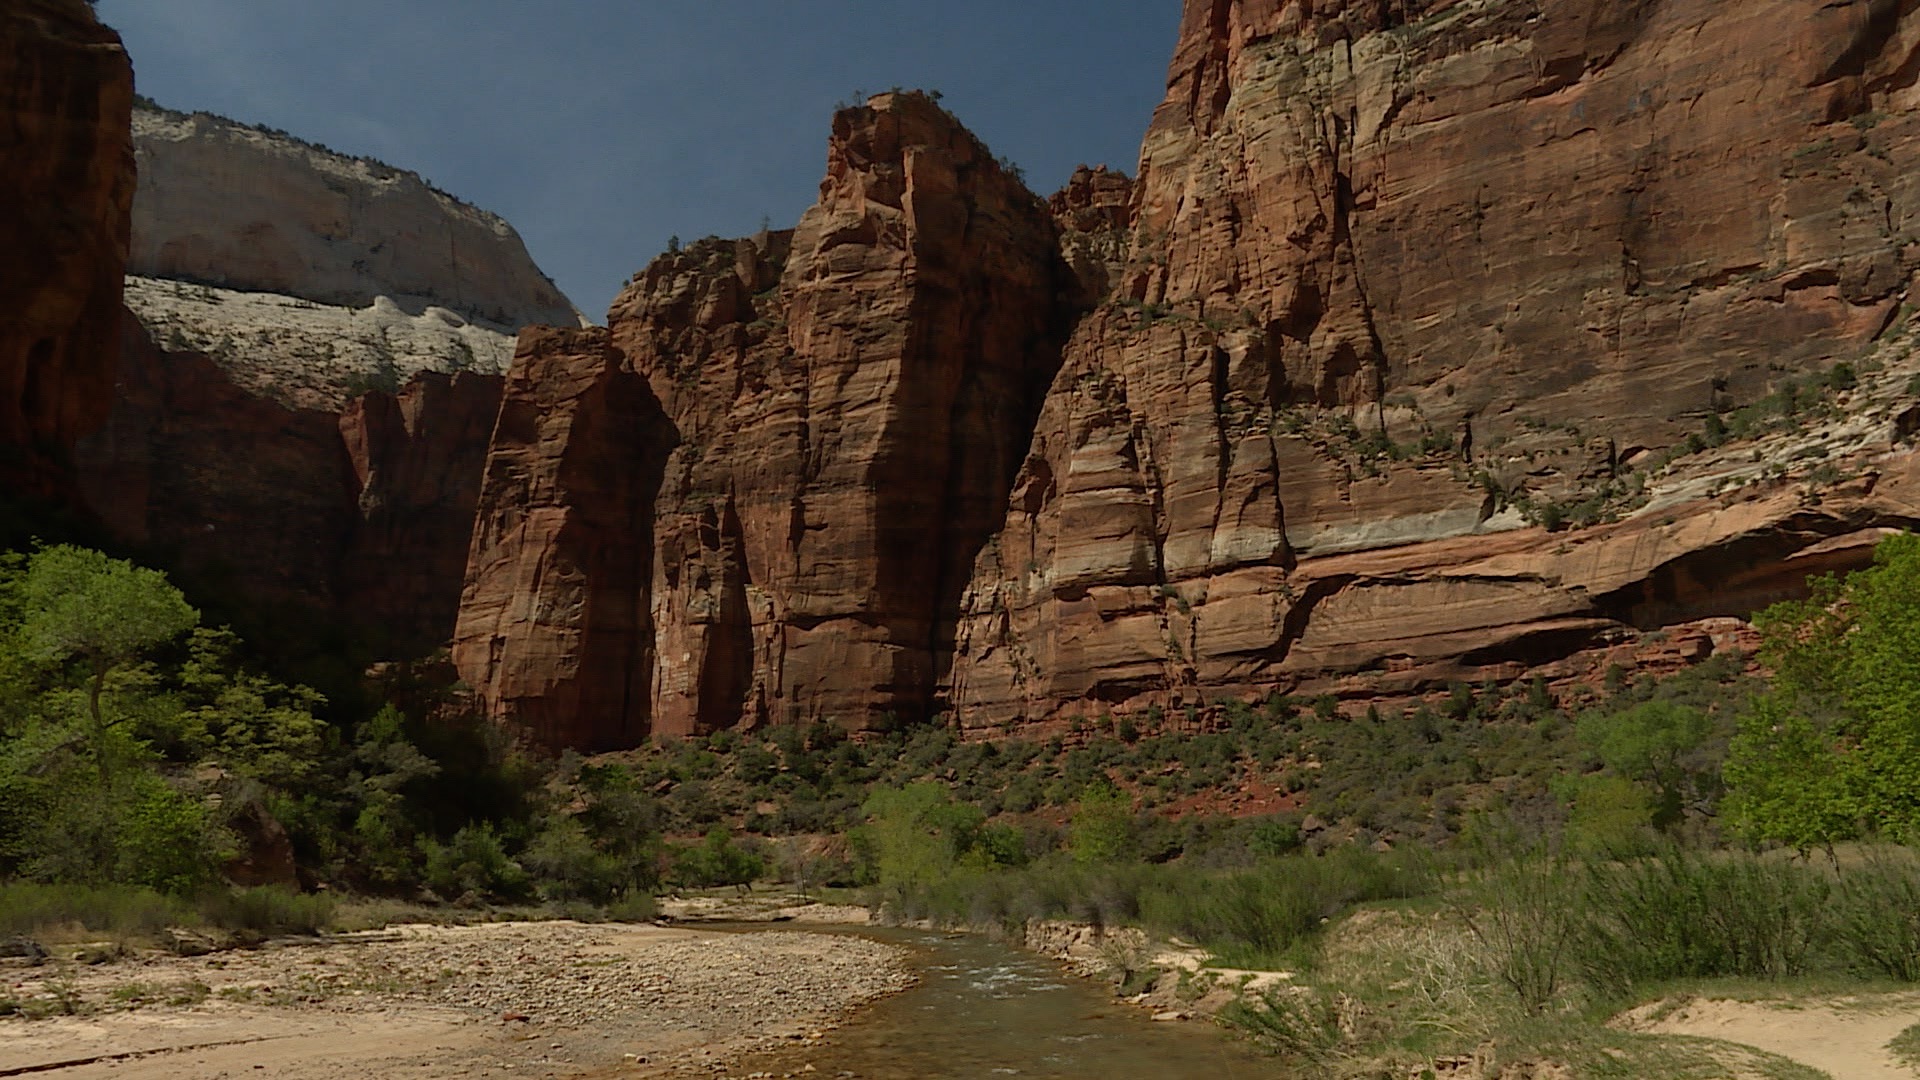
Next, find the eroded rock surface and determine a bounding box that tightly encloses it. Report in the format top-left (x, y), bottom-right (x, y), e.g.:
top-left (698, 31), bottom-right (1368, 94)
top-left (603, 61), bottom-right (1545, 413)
top-left (0, 0), bottom-right (133, 502)
top-left (620, 92), bottom-right (1074, 737)
top-left (75, 316), bottom-right (501, 653)
top-left (123, 275), bottom-right (518, 411)
top-left (944, 0), bottom-right (1920, 729)
top-left (130, 104), bottom-right (578, 329)
top-left (453, 92), bottom-right (1074, 744)
top-left (451, 327), bottom-right (675, 751)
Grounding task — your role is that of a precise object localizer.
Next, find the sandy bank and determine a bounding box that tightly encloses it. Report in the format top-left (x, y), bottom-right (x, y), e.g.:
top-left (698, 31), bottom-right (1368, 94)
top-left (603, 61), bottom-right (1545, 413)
top-left (0, 919), bottom-right (913, 1078)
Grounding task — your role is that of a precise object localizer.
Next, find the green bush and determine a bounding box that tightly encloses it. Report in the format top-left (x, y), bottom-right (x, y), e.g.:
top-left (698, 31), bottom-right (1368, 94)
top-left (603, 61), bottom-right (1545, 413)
top-left (198, 886), bottom-right (335, 935)
top-left (523, 817), bottom-right (624, 903)
top-left (1573, 848), bottom-right (1831, 996)
top-left (1831, 851), bottom-right (1920, 981)
top-left (668, 827), bottom-right (764, 888)
top-left (0, 881), bottom-right (190, 939)
top-left (423, 824), bottom-right (530, 903)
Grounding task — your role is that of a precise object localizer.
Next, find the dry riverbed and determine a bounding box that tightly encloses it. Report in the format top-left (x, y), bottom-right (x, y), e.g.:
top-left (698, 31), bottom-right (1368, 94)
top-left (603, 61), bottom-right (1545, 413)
top-left (0, 919), bottom-right (913, 1078)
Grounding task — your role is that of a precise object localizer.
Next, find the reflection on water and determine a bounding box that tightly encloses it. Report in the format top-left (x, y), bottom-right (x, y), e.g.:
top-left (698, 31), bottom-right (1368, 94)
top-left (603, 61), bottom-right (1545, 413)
top-left (729, 925), bottom-right (1289, 1080)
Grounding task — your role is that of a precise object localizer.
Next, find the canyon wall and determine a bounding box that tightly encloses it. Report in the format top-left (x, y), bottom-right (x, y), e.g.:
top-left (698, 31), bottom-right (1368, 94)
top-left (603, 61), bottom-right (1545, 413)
top-left (60, 88), bottom-right (570, 652)
top-left (454, 93), bottom-right (1075, 745)
top-left (0, 0), bottom-right (133, 503)
top-left (451, 327), bottom-right (672, 751)
top-left (130, 104), bottom-right (579, 330)
top-left (75, 318), bottom-right (502, 655)
top-left (42, 0), bottom-right (1920, 748)
top-left (943, 0), bottom-right (1920, 730)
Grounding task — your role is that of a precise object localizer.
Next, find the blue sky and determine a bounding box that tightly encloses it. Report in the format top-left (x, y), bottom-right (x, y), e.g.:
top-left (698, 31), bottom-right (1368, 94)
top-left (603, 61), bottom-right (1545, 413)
top-left (97, 1), bottom-right (1180, 320)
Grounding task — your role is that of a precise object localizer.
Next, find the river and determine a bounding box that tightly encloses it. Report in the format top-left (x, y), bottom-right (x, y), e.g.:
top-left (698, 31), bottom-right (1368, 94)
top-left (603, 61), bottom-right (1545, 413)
top-left (727, 924), bottom-right (1289, 1079)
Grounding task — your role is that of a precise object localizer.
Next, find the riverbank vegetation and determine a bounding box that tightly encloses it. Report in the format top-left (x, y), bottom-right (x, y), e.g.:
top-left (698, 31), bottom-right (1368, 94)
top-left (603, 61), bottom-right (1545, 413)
top-left (7, 531), bottom-right (1920, 1074)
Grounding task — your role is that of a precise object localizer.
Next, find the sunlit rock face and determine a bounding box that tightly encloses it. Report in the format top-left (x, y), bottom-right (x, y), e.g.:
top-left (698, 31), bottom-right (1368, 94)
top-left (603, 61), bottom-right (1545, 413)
top-left (129, 104), bottom-right (579, 330)
top-left (453, 93), bottom-right (1075, 746)
top-left (943, 0), bottom-right (1920, 731)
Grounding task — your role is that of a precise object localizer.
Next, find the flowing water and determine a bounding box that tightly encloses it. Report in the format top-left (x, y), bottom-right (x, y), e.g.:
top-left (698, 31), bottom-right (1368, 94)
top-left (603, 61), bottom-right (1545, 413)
top-left (729, 925), bottom-right (1289, 1079)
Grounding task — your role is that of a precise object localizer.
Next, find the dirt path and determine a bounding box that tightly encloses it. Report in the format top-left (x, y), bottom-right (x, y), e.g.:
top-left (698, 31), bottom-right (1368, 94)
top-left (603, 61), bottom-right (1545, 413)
top-left (0, 919), bottom-right (913, 1078)
top-left (1639, 994), bottom-right (1920, 1080)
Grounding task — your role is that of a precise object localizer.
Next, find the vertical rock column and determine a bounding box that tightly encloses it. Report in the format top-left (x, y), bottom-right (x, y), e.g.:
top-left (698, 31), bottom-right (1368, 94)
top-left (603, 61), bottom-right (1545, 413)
top-left (615, 92), bottom-right (1074, 736)
top-left (0, 0), bottom-right (134, 502)
top-left (452, 328), bottom-right (675, 750)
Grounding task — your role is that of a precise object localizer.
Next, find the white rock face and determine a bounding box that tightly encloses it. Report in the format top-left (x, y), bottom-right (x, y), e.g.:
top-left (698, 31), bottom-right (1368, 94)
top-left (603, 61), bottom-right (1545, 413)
top-left (130, 105), bottom-right (583, 330)
top-left (124, 275), bottom-right (516, 410)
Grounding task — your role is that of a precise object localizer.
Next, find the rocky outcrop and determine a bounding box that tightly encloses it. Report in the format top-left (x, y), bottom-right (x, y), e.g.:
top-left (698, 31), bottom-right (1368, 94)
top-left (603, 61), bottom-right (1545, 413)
top-left (942, 0), bottom-right (1920, 730)
top-left (130, 104), bottom-right (579, 330)
top-left (0, 0), bottom-right (133, 502)
top-left (75, 315), bottom-right (501, 653)
top-left (451, 327), bottom-right (674, 751)
top-left (104, 0), bottom-right (1911, 746)
top-left (621, 92), bottom-right (1073, 736)
top-left (338, 372), bottom-right (504, 654)
top-left (124, 276), bottom-right (519, 411)
top-left (453, 92), bottom-right (1074, 744)
top-left (77, 316), bottom-right (359, 606)
top-left (1052, 165), bottom-right (1136, 307)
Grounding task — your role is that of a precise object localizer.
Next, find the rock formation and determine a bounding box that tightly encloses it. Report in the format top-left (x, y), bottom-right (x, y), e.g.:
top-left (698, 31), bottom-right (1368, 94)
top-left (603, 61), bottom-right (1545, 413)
top-left (130, 103), bottom-right (578, 330)
top-left (0, 0), bottom-right (133, 503)
top-left (451, 327), bottom-right (673, 751)
top-left (943, 0), bottom-right (1920, 730)
top-left (454, 92), bottom-right (1075, 744)
top-left (75, 315), bottom-right (501, 654)
top-left (62, 90), bottom-right (568, 653)
top-left (123, 276), bottom-right (519, 412)
top-left (46, 0), bottom-right (1920, 748)
top-left (338, 371), bottom-right (506, 653)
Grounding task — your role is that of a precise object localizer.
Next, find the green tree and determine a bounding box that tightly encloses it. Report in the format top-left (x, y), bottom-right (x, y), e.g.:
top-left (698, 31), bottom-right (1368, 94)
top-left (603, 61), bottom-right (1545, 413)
top-left (1070, 778), bottom-right (1136, 864)
top-left (174, 628), bottom-right (326, 788)
top-left (1723, 697), bottom-right (1856, 853)
top-left (670, 827), bottom-right (764, 888)
top-left (1560, 774), bottom-right (1656, 855)
top-left (1724, 532), bottom-right (1920, 846)
top-left (856, 782), bottom-right (985, 887)
top-left (16, 546), bottom-right (197, 786)
top-left (1576, 700), bottom-right (1711, 828)
top-left (423, 823), bottom-right (529, 902)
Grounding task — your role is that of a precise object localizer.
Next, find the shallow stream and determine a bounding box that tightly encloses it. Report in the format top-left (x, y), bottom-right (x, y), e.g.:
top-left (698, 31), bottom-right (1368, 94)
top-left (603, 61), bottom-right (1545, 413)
top-left (727, 925), bottom-right (1288, 1079)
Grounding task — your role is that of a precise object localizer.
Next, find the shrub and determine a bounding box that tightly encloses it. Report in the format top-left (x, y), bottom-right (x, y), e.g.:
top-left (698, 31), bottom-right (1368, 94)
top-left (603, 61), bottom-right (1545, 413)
top-left (523, 818), bottom-right (624, 903)
top-left (668, 827), bottom-right (764, 889)
top-left (198, 886), bottom-right (334, 935)
top-left (1457, 857), bottom-right (1581, 1014)
top-left (0, 882), bottom-right (190, 940)
top-left (1573, 847), bottom-right (1830, 997)
top-left (1831, 850), bottom-right (1920, 981)
top-left (1220, 987), bottom-right (1354, 1062)
top-left (423, 824), bottom-right (530, 903)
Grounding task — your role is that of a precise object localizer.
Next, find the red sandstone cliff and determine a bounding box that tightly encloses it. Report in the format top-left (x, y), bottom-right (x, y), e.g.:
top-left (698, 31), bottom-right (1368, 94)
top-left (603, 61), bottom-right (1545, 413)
top-left (337, 371), bottom-right (505, 653)
top-left (75, 317), bottom-right (501, 653)
top-left (91, 0), bottom-right (1920, 748)
top-left (451, 327), bottom-right (673, 751)
top-left (942, 0), bottom-right (1920, 729)
top-left (0, 0), bottom-right (133, 502)
top-left (454, 92), bottom-right (1074, 745)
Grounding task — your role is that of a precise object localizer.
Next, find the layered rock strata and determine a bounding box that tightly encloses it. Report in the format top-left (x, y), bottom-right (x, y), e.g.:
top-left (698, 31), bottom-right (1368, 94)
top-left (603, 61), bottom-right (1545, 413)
top-left (75, 316), bottom-right (501, 654)
top-left (940, 0), bottom-right (1920, 730)
top-left (123, 276), bottom-right (518, 411)
top-left (454, 92), bottom-right (1075, 744)
top-left (451, 327), bottom-right (673, 751)
top-left (0, 0), bottom-right (134, 502)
